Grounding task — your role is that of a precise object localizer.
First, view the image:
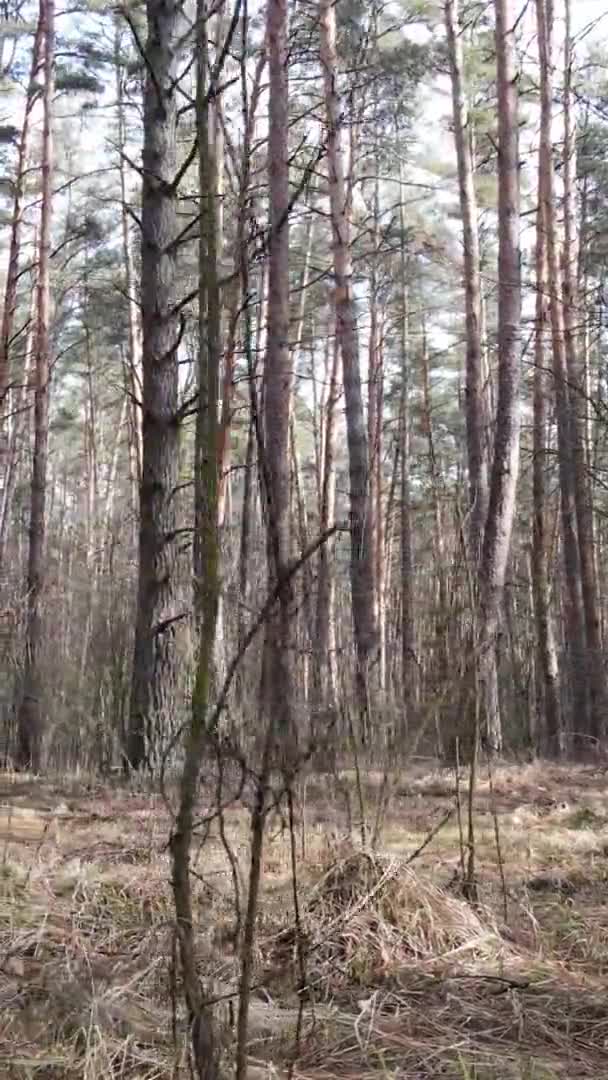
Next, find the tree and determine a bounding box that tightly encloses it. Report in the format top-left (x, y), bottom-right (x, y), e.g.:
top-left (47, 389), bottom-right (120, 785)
top-left (475, 0), bottom-right (522, 753)
top-left (319, 0), bottom-right (377, 720)
top-left (536, 0), bottom-right (588, 738)
top-left (126, 0), bottom-right (182, 772)
top-left (15, 0), bottom-right (55, 771)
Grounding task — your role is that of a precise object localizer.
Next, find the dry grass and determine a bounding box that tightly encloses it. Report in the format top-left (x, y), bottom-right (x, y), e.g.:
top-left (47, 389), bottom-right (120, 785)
top-left (0, 763), bottom-right (606, 1078)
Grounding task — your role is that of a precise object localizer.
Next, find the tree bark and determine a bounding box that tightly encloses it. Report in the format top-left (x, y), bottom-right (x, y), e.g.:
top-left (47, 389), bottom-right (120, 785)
top-left (259, 0), bottom-right (295, 750)
top-left (16, 0), bottom-right (54, 771)
top-left (532, 194), bottom-right (561, 753)
top-left (127, 0), bottom-right (182, 771)
top-left (170, 3), bottom-right (222, 1074)
top-left (536, 0), bottom-right (588, 736)
top-left (398, 207), bottom-right (416, 732)
top-left (319, 0), bottom-right (377, 711)
top-left (444, 0), bottom-right (488, 562)
top-left (562, 0), bottom-right (606, 744)
top-left (477, 0), bottom-right (523, 753)
top-left (0, 13), bottom-right (43, 556)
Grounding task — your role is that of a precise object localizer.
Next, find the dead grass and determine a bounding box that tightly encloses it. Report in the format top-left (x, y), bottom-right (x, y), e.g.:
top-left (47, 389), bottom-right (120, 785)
top-left (0, 763), bottom-right (606, 1078)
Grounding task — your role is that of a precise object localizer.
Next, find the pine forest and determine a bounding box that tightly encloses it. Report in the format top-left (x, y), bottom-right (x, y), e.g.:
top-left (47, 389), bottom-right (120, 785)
top-left (0, 1), bottom-right (608, 1078)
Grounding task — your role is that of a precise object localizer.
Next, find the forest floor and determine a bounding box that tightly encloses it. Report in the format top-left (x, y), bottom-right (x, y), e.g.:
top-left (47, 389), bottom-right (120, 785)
top-left (0, 760), bottom-right (607, 1079)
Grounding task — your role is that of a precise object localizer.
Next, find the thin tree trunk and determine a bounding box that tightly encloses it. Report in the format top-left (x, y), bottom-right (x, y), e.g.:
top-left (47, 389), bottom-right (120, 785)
top-left (444, 0), bottom-right (488, 561)
top-left (236, 1), bottom-right (294, 1073)
top-left (315, 329), bottom-right (340, 708)
top-left (258, 0), bottom-right (294, 746)
top-left (127, 0), bottom-right (182, 771)
top-left (115, 21), bottom-right (143, 486)
top-left (562, 0), bottom-right (606, 744)
top-left (320, 0), bottom-right (377, 712)
top-left (536, 0), bottom-right (588, 736)
top-left (170, 3), bottom-right (222, 1074)
top-left (532, 192), bottom-right (561, 754)
top-left (398, 206), bottom-right (416, 732)
top-left (0, 282), bottom-right (36, 577)
top-left (16, 0), bottom-right (54, 771)
top-left (477, 0), bottom-right (523, 753)
top-left (0, 12), bottom-right (43, 478)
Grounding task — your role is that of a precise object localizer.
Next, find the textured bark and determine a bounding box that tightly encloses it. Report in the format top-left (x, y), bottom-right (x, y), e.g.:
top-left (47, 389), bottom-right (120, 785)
top-left (16, 0), bottom-right (54, 771)
top-left (444, 0), bottom-right (488, 562)
top-left (315, 331), bottom-right (340, 706)
top-left (0, 14), bottom-right (43, 556)
top-left (127, 0), bottom-right (181, 771)
top-left (562, 0), bottom-right (606, 743)
top-left (398, 204), bottom-right (415, 728)
top-left (532, 195), bottom-right (561, 753)
top-left (259, 0), bottom-right (295, 751)
top-left (115, 22), bottom-right (143, 488)
top-left (477, 0), bottom-right (523, 752)
top-left (170, 4), bottom-right (221, 1074)
top-left (0, 286), bottom-right (35, 576)
top-left (536, 0), bottom-right (588, 733)
top-left (320, 0), bottom-right (377, 700)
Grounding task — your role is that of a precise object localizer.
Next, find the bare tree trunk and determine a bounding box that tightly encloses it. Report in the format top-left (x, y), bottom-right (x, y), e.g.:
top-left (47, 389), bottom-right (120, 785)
top-left (259, 0), bottom-right (294, 747)
top-left (444, 0), bottom-right (488, 561)
top-left (236, 2), bottom-right (294, 1074)
top-left (115, 21), bottom-right (143, 486)
top-left (477, 0), bottom-right (523, 753)
top-left (532, 192), bottom-right (561, 754)
top-left (398, 205), bottom-right (416, 732)
top-left (0, 282), bottom-right (36, 577)
top-left (170, 3), bottom-right (222, 1074)
top-left (536, 0), bottom-right (588, 736)
top-left (0, 14), bottom-right (43, 536)
top-left (320, 0), bottom-right (377, 712)
top-left (315, 329), bottom-right (340, 708)
top-left (562, 0), bottom-right (606, 744)
top-left (127, 0), bottom-right (182, 771)
top-left (445, 0), bottom-right (499, 752)
top-left (16, 0), bottom-right (54, 771)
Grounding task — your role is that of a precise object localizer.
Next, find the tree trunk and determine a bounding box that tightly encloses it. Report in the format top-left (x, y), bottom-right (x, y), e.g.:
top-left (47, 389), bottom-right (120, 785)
top-left (115, 21), bottom-right (143, 487)
top-left (444, 0), bottom-right (488, 562)
top-left (259, 0), bottom-right (294, 751)
top-left (170, 3), bottom-right (222, 1073)
top-left (16, 0), bottom-right (54, 771)
top-left (319, 0), bottom-right (377, 711)
top-left (315, 329), bottom-right (340, 709)
top-left (0, 13), bottom-right (43, 548)
top-left (536, 0), bottom-right (588, 736)
top-left (127, 0), bottom-right (182, 771)
top-left (477, 0), bottom-right (523, 753)
top-left (398, 207), bottom-right (416, 732)
top-left (562, 0), bottom-right (606, 745)
top-left (532, 193), bottom-right (561, 754)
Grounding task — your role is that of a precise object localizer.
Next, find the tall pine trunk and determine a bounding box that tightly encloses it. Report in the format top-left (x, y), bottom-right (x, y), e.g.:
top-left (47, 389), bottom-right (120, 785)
top-left (562, 0), bottom-right (606, 744)
top-left (532, 195), bottom-right (561, 753)
top-left (16, 0), bottom-right (54, 770)
top-left (444, 0), bottom-right (488, 560)
top-left (320, 0), bottom-right (377, 715)
top-left (536, 0), bottom-right (588, 737)
top-left (259, 0), bottom-right (294, 748)
top-left (0, 14), bottom-right (43, 577)
top-left (127, 0), bottom-right (181, 771)
top-left (476, 0), bottom-right (522, 752)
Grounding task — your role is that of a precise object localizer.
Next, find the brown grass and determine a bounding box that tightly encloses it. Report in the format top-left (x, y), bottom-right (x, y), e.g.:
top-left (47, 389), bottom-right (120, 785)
top-left (0, 763), bottom-right (606, 1078)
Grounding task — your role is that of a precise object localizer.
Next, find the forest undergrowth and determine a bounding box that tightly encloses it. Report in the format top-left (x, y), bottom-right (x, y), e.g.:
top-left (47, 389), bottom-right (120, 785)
top-left (0, 762), bottom-right (607, 1079)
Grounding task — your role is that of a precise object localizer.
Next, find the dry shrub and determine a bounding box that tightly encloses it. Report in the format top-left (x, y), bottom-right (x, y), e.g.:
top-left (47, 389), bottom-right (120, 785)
top-left (265, 850), bottom-right (508, 997)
